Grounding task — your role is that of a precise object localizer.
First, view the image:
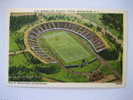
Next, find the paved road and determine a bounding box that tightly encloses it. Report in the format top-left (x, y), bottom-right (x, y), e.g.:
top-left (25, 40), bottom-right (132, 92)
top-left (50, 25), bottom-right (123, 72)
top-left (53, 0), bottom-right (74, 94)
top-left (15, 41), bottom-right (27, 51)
top-left (9, 49), bottom-right (29, 56)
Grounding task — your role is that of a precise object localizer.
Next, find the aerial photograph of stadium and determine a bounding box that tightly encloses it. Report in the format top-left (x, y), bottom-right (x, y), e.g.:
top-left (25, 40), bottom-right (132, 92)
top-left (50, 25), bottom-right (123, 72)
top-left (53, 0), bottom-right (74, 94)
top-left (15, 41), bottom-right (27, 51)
top-left (8, 9), bottom-right (126, 87)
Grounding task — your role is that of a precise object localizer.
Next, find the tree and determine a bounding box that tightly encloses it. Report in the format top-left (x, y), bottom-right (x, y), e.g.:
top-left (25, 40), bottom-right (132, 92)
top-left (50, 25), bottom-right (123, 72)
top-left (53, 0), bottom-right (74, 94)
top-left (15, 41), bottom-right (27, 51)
top-left (100, 14), bottom-right (123, 39)
top-left (10, 15), bottom-right (38, 32)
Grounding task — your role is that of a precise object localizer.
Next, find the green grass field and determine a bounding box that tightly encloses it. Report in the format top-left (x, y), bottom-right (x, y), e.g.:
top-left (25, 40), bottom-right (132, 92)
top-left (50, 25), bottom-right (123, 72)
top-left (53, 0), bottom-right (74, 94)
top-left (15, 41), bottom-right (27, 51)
top-left (39, 30), bottom-right (95, 64)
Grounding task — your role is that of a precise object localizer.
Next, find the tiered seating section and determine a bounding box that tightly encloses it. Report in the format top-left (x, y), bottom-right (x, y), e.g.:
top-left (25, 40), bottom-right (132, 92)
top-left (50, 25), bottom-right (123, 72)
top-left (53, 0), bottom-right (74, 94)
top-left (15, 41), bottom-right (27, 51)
top-left (28, 22), bottom-right (106, 63)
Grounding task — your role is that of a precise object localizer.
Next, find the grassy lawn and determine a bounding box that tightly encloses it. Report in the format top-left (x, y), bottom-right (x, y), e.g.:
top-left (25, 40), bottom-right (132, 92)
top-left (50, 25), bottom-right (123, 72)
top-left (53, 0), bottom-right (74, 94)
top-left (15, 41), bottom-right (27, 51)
top-left (77, 13), bottom-right (103, 26)
top-left (10, 54), bottom-right (28, 68)
top-left (10, 31), bottom-right (25, 52)
top-left (71, 60), bottom-right (100, 72)
top-left (43, 70), bottom-right (89, 82)
top-left (39, 30), bottom-right (95, 64)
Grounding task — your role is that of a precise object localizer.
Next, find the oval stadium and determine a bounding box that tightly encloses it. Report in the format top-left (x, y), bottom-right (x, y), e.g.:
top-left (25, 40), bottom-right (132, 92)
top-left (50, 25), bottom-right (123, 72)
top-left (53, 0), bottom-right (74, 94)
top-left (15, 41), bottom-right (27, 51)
top-left (25, 22), bottom-right (106, 65)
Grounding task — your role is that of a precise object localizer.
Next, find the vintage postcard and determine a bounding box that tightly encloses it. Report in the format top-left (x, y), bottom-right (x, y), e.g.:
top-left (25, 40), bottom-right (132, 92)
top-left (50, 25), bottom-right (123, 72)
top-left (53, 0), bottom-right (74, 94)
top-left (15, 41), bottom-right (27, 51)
top-left (8, 8), bottom-right (127, 88)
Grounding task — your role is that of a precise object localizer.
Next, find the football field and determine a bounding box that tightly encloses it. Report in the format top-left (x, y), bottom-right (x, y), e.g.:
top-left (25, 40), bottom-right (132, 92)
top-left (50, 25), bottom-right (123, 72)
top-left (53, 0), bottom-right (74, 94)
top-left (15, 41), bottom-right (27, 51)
top-left (39, 30), bottom-right (94, 63)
